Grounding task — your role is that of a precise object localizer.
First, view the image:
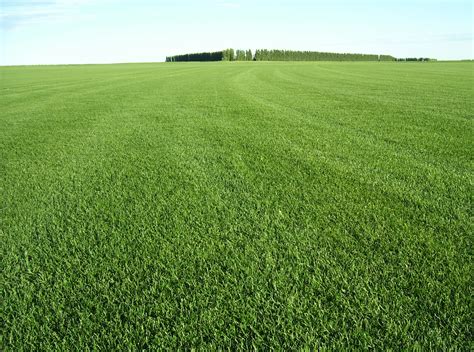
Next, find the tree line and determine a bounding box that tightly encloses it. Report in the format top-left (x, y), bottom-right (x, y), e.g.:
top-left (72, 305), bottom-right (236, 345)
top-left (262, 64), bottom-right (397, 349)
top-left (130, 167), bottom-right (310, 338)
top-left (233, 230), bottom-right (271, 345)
top-left (167, 49), bottom-right (254, 62)
top-left (254, 49), bottom-right (396, 61)
top-left (166, 49), bottom-right (435, 62)
top-left (166, 51), bottom-right (225, 62)
top-left (396, 58), bottom-right (435, 62)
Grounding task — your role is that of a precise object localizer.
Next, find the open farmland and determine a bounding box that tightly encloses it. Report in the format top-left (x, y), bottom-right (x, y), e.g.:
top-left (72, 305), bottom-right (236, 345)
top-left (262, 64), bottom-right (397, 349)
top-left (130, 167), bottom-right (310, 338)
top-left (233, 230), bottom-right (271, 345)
top-left (1, 61), bottom-right (472, 349)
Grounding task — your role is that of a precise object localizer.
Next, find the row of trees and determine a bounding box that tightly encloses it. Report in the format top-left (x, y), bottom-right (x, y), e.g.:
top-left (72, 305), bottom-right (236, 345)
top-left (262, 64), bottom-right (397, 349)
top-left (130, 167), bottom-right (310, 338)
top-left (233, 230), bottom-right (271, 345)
top-left (222, 49), bottom-right (234, 61)
top-left (396, 58), bottom-right (435, 62)
top-left (254, 49), bottom-right (396, 61)
top-left (235, 49), bottom-right (253, 61)
top-left (379, 55), bottom-right (397, 61)
top-left (166, 49), bottom-right (254, 62)
top-left (165, 51), bottom-right (224, 62)
top-left (165, 49), bottom-right (428, 62)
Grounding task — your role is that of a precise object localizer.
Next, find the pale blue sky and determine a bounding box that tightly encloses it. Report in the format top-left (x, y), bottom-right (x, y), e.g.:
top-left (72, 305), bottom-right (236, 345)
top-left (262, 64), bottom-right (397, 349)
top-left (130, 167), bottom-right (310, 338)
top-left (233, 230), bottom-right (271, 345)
top-left (1, 0), bottom-right (472, 65)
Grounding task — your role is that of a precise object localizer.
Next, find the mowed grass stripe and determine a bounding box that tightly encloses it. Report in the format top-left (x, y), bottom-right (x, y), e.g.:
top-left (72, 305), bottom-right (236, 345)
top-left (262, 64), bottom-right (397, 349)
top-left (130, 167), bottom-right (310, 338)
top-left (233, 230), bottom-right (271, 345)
top-left (1, 62), bottom-right (472, 349)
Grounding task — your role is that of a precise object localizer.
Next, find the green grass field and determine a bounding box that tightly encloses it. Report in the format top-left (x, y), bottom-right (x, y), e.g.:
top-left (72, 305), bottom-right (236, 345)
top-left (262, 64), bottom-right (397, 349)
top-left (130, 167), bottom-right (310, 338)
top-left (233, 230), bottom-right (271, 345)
top-left (1, 61), bottom-right (472, 349)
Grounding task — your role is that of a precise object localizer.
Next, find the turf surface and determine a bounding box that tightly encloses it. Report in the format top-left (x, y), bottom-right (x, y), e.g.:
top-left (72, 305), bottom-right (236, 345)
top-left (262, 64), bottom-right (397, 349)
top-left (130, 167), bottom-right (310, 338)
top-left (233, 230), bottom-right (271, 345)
top-left (1, 61), bottom-right (472, 349)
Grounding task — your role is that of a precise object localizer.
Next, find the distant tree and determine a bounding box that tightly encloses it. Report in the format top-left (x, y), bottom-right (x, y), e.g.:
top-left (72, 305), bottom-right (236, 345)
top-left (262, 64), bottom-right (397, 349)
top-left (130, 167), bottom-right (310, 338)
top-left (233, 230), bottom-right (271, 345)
top-left (222, 48), bottom-right (235, 61)
top-left (235, 50), bottom-right (246, 61)
top-left (245, 49), bottom-right (253, 61)
top-left (222, 49), bottom-right (230, 61)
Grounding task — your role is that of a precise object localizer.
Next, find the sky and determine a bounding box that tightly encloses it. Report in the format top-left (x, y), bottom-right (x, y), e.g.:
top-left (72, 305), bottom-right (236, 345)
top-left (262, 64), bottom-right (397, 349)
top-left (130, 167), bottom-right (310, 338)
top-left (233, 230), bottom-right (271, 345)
top-left (0, 0), bottom-right (472, 65)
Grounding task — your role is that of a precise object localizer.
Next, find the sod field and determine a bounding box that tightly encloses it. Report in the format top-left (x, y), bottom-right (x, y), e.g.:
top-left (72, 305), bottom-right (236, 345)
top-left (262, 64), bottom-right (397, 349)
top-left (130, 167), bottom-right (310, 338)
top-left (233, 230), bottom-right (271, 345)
top-left (1, 61), bottom-right (472, 349)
